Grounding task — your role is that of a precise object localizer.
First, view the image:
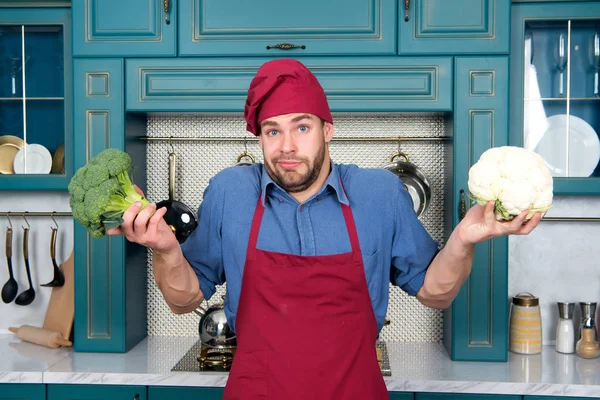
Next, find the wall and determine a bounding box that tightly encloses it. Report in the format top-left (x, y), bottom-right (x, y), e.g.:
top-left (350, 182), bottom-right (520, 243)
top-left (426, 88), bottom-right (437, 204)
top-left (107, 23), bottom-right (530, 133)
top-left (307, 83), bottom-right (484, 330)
top-left (0, 191), bottom-right (73, 333)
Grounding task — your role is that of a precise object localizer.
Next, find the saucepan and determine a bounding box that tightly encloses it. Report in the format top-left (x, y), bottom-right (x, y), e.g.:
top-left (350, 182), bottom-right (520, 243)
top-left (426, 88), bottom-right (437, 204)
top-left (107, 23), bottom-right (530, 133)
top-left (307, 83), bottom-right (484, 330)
top-left (383, 151), bottom-right (432, 217)
top-left (156, 146), bottom-right (198, 244)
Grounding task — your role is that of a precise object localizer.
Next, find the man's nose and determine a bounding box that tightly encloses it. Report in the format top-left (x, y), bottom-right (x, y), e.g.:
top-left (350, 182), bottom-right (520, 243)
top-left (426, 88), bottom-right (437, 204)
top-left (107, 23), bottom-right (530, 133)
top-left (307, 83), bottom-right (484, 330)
top-left (280, 131), bottom-right (296, 153)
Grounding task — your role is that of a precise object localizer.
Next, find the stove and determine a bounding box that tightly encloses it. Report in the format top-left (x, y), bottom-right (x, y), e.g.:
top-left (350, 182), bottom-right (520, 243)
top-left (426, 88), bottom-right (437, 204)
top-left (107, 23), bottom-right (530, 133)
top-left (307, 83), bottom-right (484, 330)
top-left (172, 340), bottom-right (391, 376)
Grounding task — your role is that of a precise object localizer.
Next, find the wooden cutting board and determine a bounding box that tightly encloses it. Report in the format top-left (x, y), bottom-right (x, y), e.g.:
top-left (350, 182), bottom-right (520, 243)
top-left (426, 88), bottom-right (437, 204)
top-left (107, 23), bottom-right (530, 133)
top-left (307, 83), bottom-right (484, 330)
top-left (43, 249), bottom-right (74, 341)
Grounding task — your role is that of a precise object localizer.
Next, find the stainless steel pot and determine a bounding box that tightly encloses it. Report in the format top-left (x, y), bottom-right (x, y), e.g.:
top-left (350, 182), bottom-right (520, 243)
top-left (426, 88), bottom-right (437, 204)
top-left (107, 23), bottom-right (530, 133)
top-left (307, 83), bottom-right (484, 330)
top-left (383, 151), bottom-right (432, 217)
top-left (194, 300), bottom-right (237, 350)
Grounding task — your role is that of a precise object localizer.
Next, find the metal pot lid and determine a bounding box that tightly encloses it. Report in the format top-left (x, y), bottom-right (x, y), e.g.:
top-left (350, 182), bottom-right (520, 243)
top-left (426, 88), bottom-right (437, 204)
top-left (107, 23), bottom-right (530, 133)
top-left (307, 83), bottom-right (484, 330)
top-left (383, 152), bottom-right (432, 217)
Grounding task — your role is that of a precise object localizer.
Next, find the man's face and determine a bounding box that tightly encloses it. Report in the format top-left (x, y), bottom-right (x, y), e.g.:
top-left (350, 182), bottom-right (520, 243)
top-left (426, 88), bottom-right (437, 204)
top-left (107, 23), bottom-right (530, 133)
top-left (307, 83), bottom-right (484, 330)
top-left (259, 113), bottom-right (333, 193)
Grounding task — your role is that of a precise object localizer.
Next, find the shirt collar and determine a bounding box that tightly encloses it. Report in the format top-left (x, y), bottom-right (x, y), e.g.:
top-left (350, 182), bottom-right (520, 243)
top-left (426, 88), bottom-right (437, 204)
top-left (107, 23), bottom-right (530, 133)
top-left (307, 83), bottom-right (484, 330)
top-left (260, 160), bottom-right (349, 206)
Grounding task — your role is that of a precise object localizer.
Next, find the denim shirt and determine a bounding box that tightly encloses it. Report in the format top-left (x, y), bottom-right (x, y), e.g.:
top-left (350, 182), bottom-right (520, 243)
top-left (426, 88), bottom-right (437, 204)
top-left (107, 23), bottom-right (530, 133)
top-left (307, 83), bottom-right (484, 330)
top-left (181, 161), bottom-right (439, 333)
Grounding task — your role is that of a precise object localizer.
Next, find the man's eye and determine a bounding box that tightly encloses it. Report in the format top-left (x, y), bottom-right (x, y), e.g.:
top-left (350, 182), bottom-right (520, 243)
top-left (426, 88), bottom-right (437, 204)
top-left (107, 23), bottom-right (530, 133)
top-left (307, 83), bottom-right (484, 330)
top-left (268, 129), bottom-right (278, 136)
top-left (298, 125), bottom-right (308, 133)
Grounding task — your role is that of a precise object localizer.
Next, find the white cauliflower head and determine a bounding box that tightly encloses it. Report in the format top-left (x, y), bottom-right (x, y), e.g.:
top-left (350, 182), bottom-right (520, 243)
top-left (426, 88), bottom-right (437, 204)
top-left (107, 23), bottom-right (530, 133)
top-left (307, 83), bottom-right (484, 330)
top-left (468, 146), bottom-right (553, 221)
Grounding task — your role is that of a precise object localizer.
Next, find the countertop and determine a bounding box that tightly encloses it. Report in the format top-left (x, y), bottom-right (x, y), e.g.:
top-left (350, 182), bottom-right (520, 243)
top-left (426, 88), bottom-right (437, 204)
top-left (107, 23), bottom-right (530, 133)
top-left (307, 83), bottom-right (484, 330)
top-left (1, 334), bottom-right (600, 397)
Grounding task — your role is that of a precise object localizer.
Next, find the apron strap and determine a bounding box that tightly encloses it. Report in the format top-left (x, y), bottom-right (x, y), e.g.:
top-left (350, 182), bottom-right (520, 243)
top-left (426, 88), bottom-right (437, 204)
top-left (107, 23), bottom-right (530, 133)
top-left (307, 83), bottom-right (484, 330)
top-left (248, 196), bottom-right (265, 250)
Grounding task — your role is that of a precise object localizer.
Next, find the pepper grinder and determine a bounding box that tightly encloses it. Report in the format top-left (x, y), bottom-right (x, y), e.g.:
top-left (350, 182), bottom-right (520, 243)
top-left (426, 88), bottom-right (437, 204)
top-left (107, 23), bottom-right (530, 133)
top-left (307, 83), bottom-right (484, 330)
top-left (576, 302), bottom-right (600, 359)
top-left (555, 302), bottom-right (575, 354)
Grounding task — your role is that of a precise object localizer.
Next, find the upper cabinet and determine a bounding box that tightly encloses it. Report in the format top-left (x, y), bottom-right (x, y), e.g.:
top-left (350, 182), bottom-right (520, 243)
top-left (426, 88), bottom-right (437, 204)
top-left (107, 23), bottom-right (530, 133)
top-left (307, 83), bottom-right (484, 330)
top-left (0, 7), bottom-right (72, 190)
top-left (178, 0), bottom-right (397, 56)
top-left (72, 0), bottom-right (176, 57)
top-left (510, 2), bottom-right (600, 194)
top-left (398, 0), bottom-right (510, 55)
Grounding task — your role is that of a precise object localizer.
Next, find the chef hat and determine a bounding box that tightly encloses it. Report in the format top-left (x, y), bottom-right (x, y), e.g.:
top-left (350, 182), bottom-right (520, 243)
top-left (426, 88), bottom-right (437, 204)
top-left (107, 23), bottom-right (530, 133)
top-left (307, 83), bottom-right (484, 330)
top-left (243, 59), bottom-right (333, 136)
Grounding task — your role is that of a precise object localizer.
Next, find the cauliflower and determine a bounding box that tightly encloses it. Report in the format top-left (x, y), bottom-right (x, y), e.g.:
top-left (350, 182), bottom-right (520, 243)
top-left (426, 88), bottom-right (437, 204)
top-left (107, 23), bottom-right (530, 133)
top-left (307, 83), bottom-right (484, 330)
top-left (468, 146), bottom-right (553, 221)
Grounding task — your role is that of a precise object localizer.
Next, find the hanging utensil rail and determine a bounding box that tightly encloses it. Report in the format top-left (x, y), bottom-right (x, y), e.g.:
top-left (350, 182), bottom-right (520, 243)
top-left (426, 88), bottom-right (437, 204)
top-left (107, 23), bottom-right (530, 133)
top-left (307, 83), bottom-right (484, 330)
top-left (140, 136), bottom-right (451, 143)
top-left (0, 212), bottom-right (72, 217)
top-left (541, 216), bottom-right (600, 222)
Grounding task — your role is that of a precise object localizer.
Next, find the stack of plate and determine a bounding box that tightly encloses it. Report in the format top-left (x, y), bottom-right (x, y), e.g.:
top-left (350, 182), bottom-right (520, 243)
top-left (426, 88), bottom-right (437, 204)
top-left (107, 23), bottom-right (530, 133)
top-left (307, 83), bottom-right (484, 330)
top-left (52, 144), bottom-right (65, 174)
top-left (0, 135), bottom-right (25, 174)
top-left (13, 143), bottom-right (53, 174)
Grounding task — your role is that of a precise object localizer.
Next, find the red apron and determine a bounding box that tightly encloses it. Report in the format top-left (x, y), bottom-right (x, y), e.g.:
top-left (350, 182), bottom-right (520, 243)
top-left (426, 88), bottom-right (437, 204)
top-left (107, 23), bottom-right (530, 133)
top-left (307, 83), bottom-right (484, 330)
top-left (223, 193), bottom-right (388, 400)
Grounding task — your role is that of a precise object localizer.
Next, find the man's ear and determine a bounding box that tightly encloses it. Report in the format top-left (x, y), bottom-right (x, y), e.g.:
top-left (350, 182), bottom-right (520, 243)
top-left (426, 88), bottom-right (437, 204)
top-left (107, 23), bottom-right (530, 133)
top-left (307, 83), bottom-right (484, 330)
top-left (324, 122), bottom-right (334, 143)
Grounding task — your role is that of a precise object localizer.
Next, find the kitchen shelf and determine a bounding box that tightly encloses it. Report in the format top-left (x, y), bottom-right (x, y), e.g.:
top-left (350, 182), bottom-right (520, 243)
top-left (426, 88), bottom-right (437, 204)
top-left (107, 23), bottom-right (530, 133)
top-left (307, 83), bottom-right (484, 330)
top-left (524, 97), bottom-right (600, 101)
top-left (0, 97), bottom-right (64, 100)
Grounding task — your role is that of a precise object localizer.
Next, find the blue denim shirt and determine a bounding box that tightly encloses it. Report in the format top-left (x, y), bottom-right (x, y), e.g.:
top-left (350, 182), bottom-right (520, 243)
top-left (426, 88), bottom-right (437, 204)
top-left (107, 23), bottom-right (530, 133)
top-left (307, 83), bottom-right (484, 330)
top-left (181, 161), bottom-right (439, 333)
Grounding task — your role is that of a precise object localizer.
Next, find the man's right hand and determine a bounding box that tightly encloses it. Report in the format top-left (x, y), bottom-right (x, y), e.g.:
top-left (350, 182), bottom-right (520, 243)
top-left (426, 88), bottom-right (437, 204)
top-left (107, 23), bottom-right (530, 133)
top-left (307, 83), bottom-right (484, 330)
top-left (106, 185), bottom-right (179, 254)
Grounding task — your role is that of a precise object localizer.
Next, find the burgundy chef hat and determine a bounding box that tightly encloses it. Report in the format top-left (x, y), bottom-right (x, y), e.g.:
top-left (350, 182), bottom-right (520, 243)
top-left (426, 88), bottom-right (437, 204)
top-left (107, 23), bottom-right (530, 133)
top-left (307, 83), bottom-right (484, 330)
top-left (243, 59), bottom-right (333, 136)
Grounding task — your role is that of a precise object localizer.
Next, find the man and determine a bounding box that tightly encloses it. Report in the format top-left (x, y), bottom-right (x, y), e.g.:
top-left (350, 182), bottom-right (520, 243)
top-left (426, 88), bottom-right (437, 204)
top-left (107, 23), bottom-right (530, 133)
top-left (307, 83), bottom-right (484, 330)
top-left (108, 59), bottom-right (542, 399)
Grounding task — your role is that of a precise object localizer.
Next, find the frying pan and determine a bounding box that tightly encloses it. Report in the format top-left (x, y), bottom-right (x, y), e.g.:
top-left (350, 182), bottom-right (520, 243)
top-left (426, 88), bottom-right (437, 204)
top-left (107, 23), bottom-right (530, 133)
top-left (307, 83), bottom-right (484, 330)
top-left (383, 151), bottom-right (432, 217)
top-left (156, 150), bottom-right (198, 244)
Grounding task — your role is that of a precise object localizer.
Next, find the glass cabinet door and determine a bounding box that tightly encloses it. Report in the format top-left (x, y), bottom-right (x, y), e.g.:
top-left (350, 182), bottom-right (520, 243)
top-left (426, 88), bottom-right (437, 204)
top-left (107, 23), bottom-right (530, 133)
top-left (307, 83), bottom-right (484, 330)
top-left (0, 24), bottom-right (65, 176)
top-left (523, 19), bottom-right (600, 180)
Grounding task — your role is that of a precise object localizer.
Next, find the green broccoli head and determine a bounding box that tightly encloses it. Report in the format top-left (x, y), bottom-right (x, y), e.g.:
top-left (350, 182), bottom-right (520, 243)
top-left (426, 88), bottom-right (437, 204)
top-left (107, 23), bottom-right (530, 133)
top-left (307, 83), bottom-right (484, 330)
top-left (68, 148), bottom-right (151, 238)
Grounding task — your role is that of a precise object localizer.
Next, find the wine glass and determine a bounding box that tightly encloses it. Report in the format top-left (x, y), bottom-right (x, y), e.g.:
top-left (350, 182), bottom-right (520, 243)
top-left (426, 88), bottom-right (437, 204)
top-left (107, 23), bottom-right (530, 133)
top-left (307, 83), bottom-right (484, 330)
top-left (593, 31), bottom-right (600, 97)
top-left (556, 33), bottom-right (568, 97)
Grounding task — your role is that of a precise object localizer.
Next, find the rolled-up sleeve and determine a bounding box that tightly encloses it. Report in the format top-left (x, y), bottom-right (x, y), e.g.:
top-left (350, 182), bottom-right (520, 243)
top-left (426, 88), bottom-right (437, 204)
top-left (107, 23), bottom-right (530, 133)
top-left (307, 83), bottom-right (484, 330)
top-left (389, 181), bottom-right (439, 296)
top-left (180, 177), bottom-right (226, 300)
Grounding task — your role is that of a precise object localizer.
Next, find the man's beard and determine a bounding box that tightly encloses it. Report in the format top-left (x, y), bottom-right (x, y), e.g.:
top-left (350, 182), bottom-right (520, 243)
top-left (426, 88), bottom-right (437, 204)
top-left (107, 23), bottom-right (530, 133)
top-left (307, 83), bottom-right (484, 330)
top-left (264, 140), bottom-right (327, 193)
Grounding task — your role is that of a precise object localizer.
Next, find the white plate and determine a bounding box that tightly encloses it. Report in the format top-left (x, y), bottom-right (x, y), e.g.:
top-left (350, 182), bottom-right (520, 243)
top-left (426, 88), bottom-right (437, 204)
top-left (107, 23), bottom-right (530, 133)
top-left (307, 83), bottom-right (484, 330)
top-left (13, 144), bottom-right (53, 174)
top-left (535, 114), bottom-right (600, 177)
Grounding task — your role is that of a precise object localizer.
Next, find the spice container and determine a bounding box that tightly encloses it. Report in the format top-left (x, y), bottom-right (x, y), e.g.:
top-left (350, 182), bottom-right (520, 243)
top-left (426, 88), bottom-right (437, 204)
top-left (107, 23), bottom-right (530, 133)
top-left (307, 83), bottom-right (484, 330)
top-left (576, 302), bottom-right (600, 359)
top-left (555, 302), bottom-right (575, 354)
top-left (509, 292), bottom-right (542, 354)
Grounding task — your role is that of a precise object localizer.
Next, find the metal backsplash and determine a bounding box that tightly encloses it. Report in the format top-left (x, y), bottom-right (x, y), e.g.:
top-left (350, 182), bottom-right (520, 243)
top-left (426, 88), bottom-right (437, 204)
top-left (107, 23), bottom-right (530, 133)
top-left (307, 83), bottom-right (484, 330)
top-left (145, 113), bottom-right (450, 342)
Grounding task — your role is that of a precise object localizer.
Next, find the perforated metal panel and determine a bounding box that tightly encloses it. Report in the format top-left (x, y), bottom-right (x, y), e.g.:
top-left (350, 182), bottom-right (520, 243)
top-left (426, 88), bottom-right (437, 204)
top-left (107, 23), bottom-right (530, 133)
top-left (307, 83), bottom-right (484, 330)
top-left (146, 113), bottom-right (449, 342)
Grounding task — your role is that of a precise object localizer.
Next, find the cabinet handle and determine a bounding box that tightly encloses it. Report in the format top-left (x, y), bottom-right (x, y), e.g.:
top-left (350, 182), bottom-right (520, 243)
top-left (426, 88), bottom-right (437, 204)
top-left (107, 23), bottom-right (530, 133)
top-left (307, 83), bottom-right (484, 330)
top-left (459, 189), bottom-right (466, 221)
top-left (163, 0), bottom-right (171, 25)
top-left (404, 0), bottom-right (410, 22)
top-left (133, 394), bottom-right (140, 400)
top-left (266, 43), bottom-right (306, 50)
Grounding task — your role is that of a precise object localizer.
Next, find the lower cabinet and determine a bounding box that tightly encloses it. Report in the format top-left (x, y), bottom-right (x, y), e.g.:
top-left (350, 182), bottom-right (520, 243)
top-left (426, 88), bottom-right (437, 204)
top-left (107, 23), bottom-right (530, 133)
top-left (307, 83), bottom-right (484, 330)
top-left (148, 386), bottom-right (224, 400)
top-left (47, 384), bottom-right (146, 400)
top-left (417, 394), bottom-right (520, 400)
top-left (0, 384), bottom-right (45, 400)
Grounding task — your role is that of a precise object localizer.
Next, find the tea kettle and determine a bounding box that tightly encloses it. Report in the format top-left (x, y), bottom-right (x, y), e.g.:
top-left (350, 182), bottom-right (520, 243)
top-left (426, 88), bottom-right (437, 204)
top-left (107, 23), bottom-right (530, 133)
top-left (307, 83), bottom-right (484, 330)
top-left (193, 298), bottom-right (237, 350)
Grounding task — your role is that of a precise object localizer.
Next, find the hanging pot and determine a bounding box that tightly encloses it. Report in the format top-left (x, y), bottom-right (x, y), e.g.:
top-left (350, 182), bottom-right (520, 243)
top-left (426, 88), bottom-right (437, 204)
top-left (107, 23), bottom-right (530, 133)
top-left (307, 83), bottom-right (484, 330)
top-left (156, 150), bottom-right (198, 244)
top-left (383, 151), bottom-right (432, 217)
top-left (193, 299), bottom-right (237, 350)
top-left (235, 151), bottom-right (255, 166)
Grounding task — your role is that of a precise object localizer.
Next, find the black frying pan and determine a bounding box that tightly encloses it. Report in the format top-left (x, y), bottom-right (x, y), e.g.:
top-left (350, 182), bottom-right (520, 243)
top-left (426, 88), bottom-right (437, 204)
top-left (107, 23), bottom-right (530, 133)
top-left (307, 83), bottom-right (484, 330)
top-left (156, 151), bottom-right (198, 244)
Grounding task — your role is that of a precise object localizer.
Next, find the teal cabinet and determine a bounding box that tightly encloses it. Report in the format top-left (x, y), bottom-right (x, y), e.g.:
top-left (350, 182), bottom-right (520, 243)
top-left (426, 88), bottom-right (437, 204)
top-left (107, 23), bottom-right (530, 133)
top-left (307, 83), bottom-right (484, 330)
top-left (73, 58), bottom-right (148, 353)
top-left (416, 394), bottom-right (520, 400)
top-left (0, 384), bottom-right (45, 400)
top-left (178, 0), bottom-right (397, 56)
top-left (0, 6), bottom-right (72, 190)
top-left (72, 0), bottom-right (176, 57)
top-left (390, 393), bottom-right (415, 400)
top-left (510, 2), bottom-right (600, 194)
top-left (445, 57), bottom-right (509, 362)
top-left (148, 387), bottom-right (224, 400)
top-left (48, 384), bottom-right (146, 400)
top-left (125, 57), bottom-right (452, 112)
top-left (399, 0), bottom-right (510, 55)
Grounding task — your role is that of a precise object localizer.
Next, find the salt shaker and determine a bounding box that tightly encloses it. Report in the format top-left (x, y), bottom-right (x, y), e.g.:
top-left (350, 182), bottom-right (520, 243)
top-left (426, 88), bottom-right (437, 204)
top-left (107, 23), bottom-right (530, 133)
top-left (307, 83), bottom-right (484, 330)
top-left (555, 302), bottom-right (575, 354)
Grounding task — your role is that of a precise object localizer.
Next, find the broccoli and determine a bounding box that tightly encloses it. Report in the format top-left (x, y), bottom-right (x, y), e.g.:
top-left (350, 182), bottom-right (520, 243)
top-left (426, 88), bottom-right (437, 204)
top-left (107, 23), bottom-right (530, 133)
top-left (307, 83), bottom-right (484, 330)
top-left (68, 148), bottom-right (150, 238)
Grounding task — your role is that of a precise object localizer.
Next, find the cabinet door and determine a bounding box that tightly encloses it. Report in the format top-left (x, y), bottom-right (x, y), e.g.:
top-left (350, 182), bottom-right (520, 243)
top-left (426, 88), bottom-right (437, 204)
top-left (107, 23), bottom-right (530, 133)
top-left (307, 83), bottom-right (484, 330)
top-left (0, 7), bottom-right (72, 190)
top-left (48, 384), bottom-right (146, 400)
top-left (178, 0), bottom-right (396, 56)
top-left (125, 57), bottom-right (452, 112)
top-left (510, 2), bottom-right (600, 194)
top-left (399, 0), bottom-right (509, 55)
top-left (417, 394), bottom-right (520, 400)
top-left (389, 393), bottom-right (415, 400)
top-left (148, 387), bottom-right (224, 400)
top-left (73, 58), bottom-right (148, 353)
top-left (445, 57), bottom-right (509, 362)
top-left (0, 384), bottom-right (45, 400)
top-left (72, 0), bottom-right (176, 57)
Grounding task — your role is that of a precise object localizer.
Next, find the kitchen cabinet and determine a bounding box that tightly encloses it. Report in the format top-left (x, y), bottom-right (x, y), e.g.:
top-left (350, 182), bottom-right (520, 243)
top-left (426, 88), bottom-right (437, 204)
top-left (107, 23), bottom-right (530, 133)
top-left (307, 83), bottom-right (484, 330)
top-left (72, 58), bottom-right (148, 353)
top-left (398, 0), bottom-right (510, 55)
top-left (390, 393), bottom-right (415, 400)
top-left (0, 384), bottom-right (45, 400)
top-left (177, 0), bottom-right (396, 57)
top-left (148, 387), bottom-right (224, 400)
top-left (510, 2), bottom-right (600, 194)
top-left (47, 384), bottom-right (146, 400)
top-left (445, 57), bottom-right (510, 361)
top-left (417, 394), bottom-right (520, 400)
top-left (125, 56), bottom-right (452, 112)
top-left (0, 6), bottom-right (72, 190)
top-left (72, 0), bottom-right (176, 57)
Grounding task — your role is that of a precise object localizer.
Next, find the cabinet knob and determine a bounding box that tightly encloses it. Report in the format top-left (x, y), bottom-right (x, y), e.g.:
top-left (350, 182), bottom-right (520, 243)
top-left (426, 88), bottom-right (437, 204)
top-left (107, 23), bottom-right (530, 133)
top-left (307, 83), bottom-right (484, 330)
top-left (266, 43), bottom-right (306, 50)
top-left (164, 0), bottom-right (171, 25)
top-left (459, 189), bottom-right (466, 221)
top-left (404, 0), bottom-right (410, 22)
top-left (133, 394), bottom-right (140, 400)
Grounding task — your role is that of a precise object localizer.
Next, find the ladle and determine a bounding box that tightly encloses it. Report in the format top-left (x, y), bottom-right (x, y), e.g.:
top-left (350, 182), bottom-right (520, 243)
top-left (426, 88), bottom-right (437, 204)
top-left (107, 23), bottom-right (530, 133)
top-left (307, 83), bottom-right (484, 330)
top-left (1, 214), bottom-right (17, 303)
top-left (15, 213), bottom-right (35, 306)
top-left (40, 214), bottom-right (65, 287)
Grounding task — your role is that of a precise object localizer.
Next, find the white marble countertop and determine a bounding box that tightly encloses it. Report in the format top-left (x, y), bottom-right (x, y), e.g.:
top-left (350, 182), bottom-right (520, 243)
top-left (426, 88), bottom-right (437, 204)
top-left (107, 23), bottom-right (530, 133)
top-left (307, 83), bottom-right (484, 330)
top-left (1, 334), bottom-right (600, 397)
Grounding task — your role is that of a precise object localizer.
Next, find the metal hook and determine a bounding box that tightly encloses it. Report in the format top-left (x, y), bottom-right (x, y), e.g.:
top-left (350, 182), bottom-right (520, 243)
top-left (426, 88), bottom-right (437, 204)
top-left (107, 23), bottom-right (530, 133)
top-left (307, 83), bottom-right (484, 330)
top-left (51, 211), bottom-right (59, 230)
top-left (243, 136), bottom-right (248, 155)
top-left (6, 212), bottom-right (12, 229)
top-left (22, 212), bottom-right (30, 230)
top-left (397, 136), bottom-right (402, 152)
top-left (168, 136), bottom-right (174, 154)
